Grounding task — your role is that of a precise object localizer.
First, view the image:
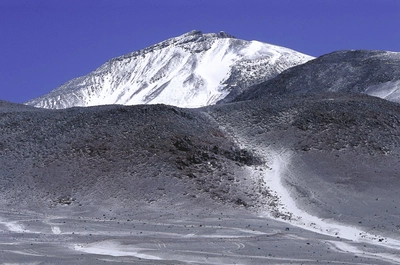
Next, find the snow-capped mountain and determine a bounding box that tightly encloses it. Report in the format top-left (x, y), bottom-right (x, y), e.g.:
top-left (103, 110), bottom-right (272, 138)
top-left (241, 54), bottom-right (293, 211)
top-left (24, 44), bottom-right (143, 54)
top-left (26, 30), bottom-right (313, 109)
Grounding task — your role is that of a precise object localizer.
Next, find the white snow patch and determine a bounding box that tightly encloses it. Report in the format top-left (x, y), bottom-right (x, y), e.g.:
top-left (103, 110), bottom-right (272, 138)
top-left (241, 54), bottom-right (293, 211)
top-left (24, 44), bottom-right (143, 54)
top-left (365, 80), bottom-right (400, 103)
top-left (51, 226), bottom-right (61, 234)
top-left (330, 241), bottom-right (400, 264)
top-left (0, 220), bottom-right (27, 233)
top-left (196, 39), bottom-right (238, 85)
top-left (73, 241), bottom-right (162, 260)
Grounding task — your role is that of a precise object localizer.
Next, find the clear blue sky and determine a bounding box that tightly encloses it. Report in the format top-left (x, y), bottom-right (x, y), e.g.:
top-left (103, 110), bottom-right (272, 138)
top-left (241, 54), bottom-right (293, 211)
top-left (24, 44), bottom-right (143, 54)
top-left (1, 0), bottom-right (399, 103)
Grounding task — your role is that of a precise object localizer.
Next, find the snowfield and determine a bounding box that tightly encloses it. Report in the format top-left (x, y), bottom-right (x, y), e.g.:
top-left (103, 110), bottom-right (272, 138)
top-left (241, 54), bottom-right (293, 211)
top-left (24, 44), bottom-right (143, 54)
top-left (25, 30), bottom-right (313, 109)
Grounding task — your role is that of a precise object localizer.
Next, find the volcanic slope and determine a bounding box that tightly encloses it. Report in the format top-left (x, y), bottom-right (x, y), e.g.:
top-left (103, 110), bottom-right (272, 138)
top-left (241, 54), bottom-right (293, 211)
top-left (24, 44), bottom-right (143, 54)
top-left (2, 94), bottom-right (400, 264)
top-left (234, 50), bottom-right (400, 103)
top-left (207, 93), bottom-right (400, 240)
top-left (25, 30), bottom-right (312, 109)
top-left (0, 101), bottom-right (266, 217)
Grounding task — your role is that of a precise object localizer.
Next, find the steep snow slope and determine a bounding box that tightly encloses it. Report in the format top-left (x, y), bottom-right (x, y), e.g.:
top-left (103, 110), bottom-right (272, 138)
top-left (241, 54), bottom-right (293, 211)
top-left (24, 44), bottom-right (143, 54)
top-left (235, 50), bottom-right (400, 103)
top-left (25, 30), bottom-right (312, 109)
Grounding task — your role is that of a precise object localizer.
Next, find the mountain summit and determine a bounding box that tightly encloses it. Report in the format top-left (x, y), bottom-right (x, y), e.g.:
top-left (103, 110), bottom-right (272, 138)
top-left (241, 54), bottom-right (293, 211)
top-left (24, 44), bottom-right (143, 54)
top-left (26, 30), bottom-right (313, 109)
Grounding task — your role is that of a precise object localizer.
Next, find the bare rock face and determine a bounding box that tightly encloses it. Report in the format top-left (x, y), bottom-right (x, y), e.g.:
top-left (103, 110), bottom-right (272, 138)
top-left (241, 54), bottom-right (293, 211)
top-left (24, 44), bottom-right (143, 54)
top-left (25, 30), bottom-right (312, 109)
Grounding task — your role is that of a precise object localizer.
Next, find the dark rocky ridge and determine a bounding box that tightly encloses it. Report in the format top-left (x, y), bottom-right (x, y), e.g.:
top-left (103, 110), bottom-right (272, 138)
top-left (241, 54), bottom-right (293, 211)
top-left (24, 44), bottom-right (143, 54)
top-left (115, 30), bottom-right (237, 61)
top-left (234, 50), bottom-right (400, 103)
